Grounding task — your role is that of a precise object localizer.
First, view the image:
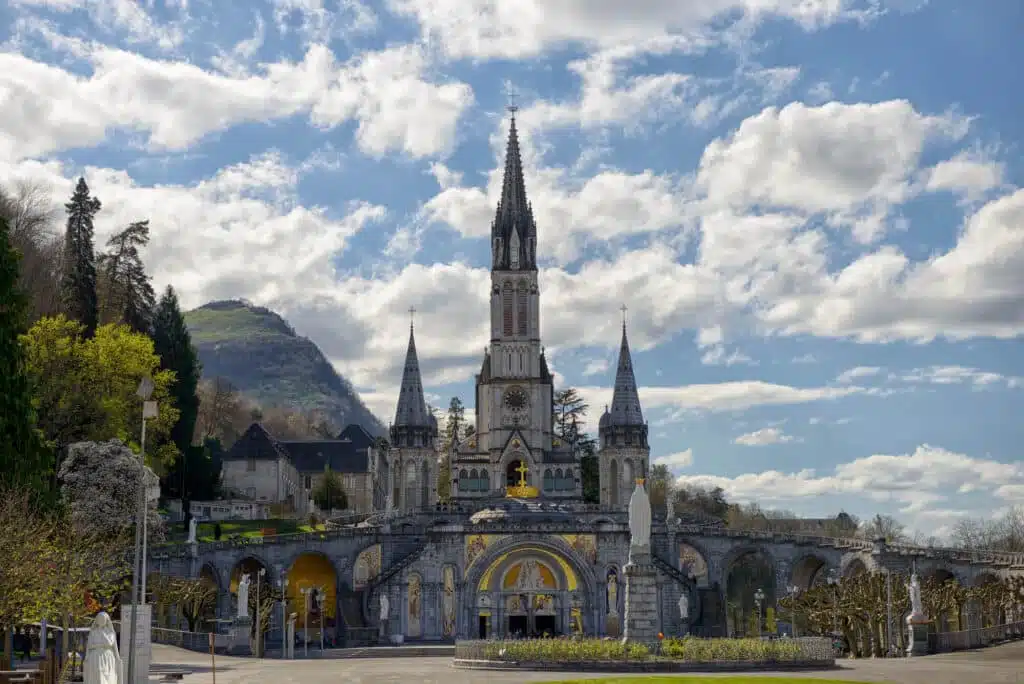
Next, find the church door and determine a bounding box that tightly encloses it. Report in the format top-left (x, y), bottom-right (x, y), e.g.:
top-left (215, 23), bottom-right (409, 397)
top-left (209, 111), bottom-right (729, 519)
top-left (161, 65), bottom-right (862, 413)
top-left (506, 460), bottom-right (529, 487)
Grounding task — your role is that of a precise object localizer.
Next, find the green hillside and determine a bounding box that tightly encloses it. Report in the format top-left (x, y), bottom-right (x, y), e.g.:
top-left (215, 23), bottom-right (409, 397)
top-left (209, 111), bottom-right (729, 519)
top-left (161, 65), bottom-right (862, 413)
top-left (184, 300), bottom-right (385, 436)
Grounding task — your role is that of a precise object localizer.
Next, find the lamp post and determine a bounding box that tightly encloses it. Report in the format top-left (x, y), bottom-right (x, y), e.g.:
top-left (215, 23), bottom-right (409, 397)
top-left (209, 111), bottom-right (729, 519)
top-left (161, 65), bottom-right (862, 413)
top-left (787, 585), bottom-right (800, 637)
top-left (256, 568), bottom-right (266, 658)
top-left (827, 569), bottom-right (839, 637)
top-left (316, 587), bottom-right (325, 653)
top-left (300, 587), bottom-right (311, 658)
top-left (754, 589), bottom-right (765, 639)
top-left (126, 376), bottom-right (158, 684)
top-left (280, 576), bottom-right (288, 659)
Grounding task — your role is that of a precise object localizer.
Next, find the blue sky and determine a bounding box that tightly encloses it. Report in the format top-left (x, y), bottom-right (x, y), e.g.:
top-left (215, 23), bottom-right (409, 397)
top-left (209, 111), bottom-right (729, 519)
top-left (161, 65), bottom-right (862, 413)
top-left (2, 0), bottom-right (1022, 538)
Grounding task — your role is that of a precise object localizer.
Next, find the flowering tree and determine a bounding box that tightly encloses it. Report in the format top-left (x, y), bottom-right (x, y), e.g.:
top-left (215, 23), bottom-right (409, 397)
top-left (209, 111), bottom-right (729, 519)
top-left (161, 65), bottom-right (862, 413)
top-left (58, 439), bottom-right (164, 541)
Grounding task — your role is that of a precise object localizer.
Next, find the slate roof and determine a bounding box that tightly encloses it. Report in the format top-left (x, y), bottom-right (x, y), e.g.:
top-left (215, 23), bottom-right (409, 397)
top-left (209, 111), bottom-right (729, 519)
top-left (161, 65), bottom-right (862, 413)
top-left (224, 422), bottom-right (372, 474)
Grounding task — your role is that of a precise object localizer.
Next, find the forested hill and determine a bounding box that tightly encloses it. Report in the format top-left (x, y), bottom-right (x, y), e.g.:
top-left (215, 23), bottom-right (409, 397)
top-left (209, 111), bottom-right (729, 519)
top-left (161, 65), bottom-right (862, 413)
top-left (184, 300), bottom-right (386, 437)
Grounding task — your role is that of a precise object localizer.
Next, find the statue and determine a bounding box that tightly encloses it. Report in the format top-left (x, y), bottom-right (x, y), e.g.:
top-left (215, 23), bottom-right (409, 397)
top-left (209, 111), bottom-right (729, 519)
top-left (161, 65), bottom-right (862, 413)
top-left (678, 592), bottom-right (690, 620)
top-left (908, 573), bottom-right (924, 619)
top-left (186, 517), bottom-right (197, 544)
top-left (379, 592), bottom-right (390, 621)
top-left (83, 611), bottom-right (121, 684)
top-left (237, 574), bottom-right (250, 618)
top-left (627, 480), bottom-right (652, 548)
top-left (666, 488), bottom-right (675, 524)
top-left (607, 575), bottom-right (618, 615)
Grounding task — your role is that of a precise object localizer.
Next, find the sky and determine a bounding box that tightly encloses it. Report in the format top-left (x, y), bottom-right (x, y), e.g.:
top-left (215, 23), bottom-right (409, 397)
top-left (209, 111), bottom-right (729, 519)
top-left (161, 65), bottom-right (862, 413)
top-left (2, 0), bottom-right (1023, 540)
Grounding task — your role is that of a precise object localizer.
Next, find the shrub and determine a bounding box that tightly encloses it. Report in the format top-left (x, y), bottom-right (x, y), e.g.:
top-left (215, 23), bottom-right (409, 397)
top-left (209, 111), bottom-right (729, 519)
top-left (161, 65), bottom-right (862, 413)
top-left (661, 636), bottom-right (804, 662)
top-left (480, 639), bottom-right (650, 662)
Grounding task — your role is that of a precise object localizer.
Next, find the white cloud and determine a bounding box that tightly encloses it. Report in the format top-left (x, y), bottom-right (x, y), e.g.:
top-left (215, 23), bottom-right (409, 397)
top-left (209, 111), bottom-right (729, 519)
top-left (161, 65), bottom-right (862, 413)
top-left (0, 42), bottom-right (473, 161)
top-left (581, 358), bottom-right (610, 377)
top-left (791, 353), bottom-right (817, 364)
top-left (836, 366), bottom-right (882, 383)
top-left (10, 0), bottom-right (187, 48)
top-left (389, 0), bottom-right (880, 60)
top-left (654, 449), bottom-right (694, 470)
top-left (896, 365), bottom-right (1022, 389)
top-left (700, 345), bottom-right (755, 366)
top-left (734, 427), bottom-right (795, 446)
top-left (925, 150), bottom-right (1005, 200)
top-left (677, 444), bottom-right (1024, 526)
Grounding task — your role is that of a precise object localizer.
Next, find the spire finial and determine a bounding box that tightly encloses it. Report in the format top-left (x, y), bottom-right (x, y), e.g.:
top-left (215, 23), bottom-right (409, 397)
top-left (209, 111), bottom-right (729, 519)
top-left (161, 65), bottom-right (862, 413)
top-left (504, 80), bottom-right (519, 116)
top-left (409, 306), bottom-right (416, 329)
top-left (621, 304), bottom-right (628, 328)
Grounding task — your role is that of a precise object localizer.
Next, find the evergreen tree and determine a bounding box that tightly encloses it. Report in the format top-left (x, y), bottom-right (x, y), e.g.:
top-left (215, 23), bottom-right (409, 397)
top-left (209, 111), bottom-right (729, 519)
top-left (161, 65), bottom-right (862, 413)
top-left (98, 220), bottom-right (155, 333)
top-left (60, 178), bottom-right (100, 338)
top-left (312, 466), bottom-right (347, 511)
top-left (438, 397), bottom-right (465, 503)
top-left (153, 286), bottom-right (202, 516)
top-left (553, 388), bottom-right (599, 502)
top-left (0, 215), bottom-right (52, 499)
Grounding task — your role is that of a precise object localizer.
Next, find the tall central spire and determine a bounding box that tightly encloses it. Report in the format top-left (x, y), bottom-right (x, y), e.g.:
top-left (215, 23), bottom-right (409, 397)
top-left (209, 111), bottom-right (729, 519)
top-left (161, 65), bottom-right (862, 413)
top-left (609, 321), bottom-right (644, 426)
top-left (393, 322), bottom-right (429, 428)
top-left (491, 109), bottom-right (537, 271)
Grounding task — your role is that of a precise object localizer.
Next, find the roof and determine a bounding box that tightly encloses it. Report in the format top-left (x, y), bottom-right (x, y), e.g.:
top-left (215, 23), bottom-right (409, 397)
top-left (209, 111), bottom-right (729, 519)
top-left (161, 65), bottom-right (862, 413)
top-left (224, 422), bottom-right (372, 474)
top-left (337, 423), bottom-right (375, 450)
top-left (393, 324), bottom-right (432, 428)
top-left (606, 322), bottom-right (645, 427)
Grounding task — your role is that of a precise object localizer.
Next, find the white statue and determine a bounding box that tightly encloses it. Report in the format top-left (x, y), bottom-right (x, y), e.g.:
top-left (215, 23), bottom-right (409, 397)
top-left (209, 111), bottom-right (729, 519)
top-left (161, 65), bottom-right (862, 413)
top-left (679, 592), bottom-right (690, 620)
top-left (186, 518), bottom-right (197, 544)
top-left (627, 480), bottom-right (652, 548)
top-left (666, 488), bottom-right (675, 525)
top-left (237, 574), bottom-right (250, 618)
top-left (83, 611), bottom-right (121, 684)
top-left (379, 592), bottom-right (390, 621)
top-left (607, 575), bottom-right (618, 616)
top-left (908, 573), bottom-right (924, 618)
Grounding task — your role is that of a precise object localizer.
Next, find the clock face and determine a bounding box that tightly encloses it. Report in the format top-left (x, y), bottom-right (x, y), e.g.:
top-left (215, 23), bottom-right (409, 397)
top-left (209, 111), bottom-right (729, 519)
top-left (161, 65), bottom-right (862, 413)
top-left (503, 386), bottom-right (529, 412)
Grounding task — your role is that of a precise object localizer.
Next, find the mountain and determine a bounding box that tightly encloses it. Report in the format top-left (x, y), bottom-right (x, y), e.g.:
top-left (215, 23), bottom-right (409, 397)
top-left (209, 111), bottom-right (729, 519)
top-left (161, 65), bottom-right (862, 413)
top-left (184, 300), bottom-right (386, 436)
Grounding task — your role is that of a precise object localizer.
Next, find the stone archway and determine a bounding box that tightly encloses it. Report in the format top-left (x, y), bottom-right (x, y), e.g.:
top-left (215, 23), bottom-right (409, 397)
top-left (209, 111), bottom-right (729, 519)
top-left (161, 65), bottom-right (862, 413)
top-left (286, 553), bottom-right (339, 641)
top-left (196, 563), bottom-right (220, 627)
top-left (843, 557), bottom-right (869, 578)
top-left (791, 555), bottom-right (829, 590)
top-left (464, 537), bottom-right (598, 640)
top-left (970, 572), bottom-right (1002, 627)
top-left (678, 542), bottom-right (710, 588)
top-left (724, 549), bottom-right (776, 637)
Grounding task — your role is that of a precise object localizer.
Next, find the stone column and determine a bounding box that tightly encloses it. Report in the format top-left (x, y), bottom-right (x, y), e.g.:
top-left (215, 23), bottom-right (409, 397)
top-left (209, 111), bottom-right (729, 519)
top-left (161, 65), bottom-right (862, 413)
top-left (622, 544), bottom-right (659, 646)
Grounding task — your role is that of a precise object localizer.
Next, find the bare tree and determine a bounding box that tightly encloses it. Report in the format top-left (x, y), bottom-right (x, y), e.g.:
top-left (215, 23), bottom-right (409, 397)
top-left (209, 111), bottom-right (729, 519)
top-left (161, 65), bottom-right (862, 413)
top-left (858, 513), bottom-right (908, 543)
top-left (194, 377), bottom-right (246, 444)
top-left (951, 506), bottom-right (1024, 552)
top-left (0, 181), bottom-right (63, 321)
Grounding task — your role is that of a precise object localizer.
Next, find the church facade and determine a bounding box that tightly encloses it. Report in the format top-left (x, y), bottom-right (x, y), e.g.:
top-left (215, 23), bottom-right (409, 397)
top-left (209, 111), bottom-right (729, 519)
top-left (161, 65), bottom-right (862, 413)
top-left (156, 114), bottom-right (1022, 647)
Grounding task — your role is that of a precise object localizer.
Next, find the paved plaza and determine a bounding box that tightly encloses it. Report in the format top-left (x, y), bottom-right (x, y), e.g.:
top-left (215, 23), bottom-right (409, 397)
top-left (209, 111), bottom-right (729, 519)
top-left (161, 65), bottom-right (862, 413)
top-left (147, 641), bottom-right (1024, 684)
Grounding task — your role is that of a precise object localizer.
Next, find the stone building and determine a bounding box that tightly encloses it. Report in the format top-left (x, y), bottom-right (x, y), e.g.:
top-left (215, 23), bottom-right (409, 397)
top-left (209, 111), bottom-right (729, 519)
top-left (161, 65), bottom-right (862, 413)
top-left (221, 423), bottom-right (383, 515)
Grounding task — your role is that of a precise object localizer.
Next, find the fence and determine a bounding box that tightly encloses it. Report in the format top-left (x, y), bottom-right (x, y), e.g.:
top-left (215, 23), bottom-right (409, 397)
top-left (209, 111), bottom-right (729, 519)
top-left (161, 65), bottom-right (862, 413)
top-left (151, 627), bottom-right (230, 653)
top-left (929, 621), bottom-right (1024, 653)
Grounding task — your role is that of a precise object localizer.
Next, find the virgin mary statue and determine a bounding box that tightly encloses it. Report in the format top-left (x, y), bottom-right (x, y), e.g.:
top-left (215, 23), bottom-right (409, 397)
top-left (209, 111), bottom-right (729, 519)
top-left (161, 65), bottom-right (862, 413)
top-left (84, 611), bottom-right (122, 684)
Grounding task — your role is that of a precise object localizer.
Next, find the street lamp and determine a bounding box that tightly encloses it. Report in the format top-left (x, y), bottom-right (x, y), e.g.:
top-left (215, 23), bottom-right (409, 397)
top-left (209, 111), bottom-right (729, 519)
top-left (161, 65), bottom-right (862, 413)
top-left (827, 569), bottom-right (839, 637)
top-left (316, 587), bottom-right (325, 653)
top-left (787, 585), bottom-right (800, 638)
top-left (126, 376), bottom-right (158, 684)
top-left (300, 587), bottom-right (312, 658)
top-left (280, 575), bottom-right (289, 659)
top-left (256, 568), bottom-right (266, 658)
top-left (754, 589), bottom-right (765, 639)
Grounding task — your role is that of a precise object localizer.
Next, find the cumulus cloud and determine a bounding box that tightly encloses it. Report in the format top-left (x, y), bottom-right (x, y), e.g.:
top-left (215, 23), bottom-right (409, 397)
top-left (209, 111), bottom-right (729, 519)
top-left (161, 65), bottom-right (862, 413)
top-left (654, 449), bottom-right (694, 471)
top-left (734, 427), bottom-right (795, 446)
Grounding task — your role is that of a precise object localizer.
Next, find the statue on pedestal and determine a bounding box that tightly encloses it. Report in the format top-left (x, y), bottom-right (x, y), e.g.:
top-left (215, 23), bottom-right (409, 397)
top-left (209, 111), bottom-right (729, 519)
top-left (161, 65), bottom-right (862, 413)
top-left (237, 574), bottom-right (250, 618)
top-left (627, 480), bottom-right (651, 549)
top-left (678, 592), bottom-right (689, 620)
top-left (186, 517), bottom-right (197, 544)
top-left (84, 612), bottom-right (121, 684)
top-left (908, 573), bottom-right (925, 620)
top-left (607, 574), bottom-right (618, 615)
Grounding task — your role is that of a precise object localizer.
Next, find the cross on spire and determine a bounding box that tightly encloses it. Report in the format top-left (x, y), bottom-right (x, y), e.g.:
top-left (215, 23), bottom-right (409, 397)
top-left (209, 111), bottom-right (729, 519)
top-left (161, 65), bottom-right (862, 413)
top-left (621, 304), bottom-right (628, 327)
top-left (503, 81), bottom-right (519, 115)
top-left (408, 306), bottom-right (416, 328)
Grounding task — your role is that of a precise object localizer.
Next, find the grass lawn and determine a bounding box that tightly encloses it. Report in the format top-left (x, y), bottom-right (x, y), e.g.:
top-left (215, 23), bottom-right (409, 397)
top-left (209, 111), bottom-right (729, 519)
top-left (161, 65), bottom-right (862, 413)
top-left (547, 679), bottom-right (856, 684)
top-left (165, 518), bottom-right (327, 542)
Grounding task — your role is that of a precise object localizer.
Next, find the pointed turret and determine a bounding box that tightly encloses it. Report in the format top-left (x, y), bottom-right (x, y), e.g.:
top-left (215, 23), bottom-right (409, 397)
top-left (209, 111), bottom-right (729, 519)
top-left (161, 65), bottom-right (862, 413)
top-left (609, 322), bottom-right (644, 426)
top-left (491, 111), bottom-right (537, 271)
top-left (394, 323), bottom-right (429, 428)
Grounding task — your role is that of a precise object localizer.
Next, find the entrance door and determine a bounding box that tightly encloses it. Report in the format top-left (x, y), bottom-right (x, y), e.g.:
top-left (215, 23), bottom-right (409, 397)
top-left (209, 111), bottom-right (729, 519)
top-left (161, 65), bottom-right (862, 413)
top-left (478, 615), bottom-right (488, 639)
top-left (534, 615), bottom-right (556, 635)
top-left (508, 615), bottom-right (528, 637)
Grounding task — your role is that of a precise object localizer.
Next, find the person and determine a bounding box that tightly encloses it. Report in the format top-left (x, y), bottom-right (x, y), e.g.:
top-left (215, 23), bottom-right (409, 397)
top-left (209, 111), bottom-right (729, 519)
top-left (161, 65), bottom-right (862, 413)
top-left (83, 612), bottom-right (121, 684)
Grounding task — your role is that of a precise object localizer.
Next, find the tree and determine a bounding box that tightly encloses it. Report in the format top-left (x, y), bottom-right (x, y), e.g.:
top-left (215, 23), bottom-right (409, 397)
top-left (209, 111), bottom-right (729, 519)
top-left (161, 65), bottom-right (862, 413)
top-left (98, 220), bottom-right (156, 333)
top-left (58, 439), bottom-right (164, 542)
top-left (859, 514), bottom-right (907, 543)
top-left (60, 178), bottom-right (100, 338)
top-left (312, 466), bottom-right (347, 511)
top-left (553, 388), bottom-right (599, 502)
top-left (0, 214), bottom-right (52, 498)
top-left (0, 181), bottom-right (62, 322)
top-left (21, 317), bottom-right (180, 466)
top-left (438, 397), bottom-right (465, 503)
top-left (181, 438), bottom-right (223, 502)
top-left (194, 376), bottom-right (246, 444)
top-left (647, 463), bottom-right (672, 515)
top-left (951, 506), bottom-right (1024, 552)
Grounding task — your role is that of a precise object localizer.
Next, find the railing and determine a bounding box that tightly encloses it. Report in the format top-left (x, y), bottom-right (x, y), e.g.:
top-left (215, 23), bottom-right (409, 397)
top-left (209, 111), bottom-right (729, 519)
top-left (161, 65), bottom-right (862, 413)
top-left (928, 621), bottom-right (1024, 653)
top-left (151, 627), bottom-right (230, 653)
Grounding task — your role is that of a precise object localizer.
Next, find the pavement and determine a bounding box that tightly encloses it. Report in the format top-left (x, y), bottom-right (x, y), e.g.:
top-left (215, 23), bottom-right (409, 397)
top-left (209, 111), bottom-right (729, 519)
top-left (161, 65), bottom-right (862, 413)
top-left (145, 640), bottom-right (1024, 684)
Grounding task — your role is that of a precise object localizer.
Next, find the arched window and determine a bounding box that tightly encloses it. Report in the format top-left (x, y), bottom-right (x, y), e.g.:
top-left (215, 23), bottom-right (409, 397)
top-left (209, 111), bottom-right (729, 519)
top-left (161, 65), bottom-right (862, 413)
top-left (459, 469), bottom-right (468, 492)
top-left (564, 468), bottom-right (574, 491)
top-left (404, 462), bottom-right (417, 510)
top-left (554, 468), bottom-right (564, 491)
top-left (478, 470), bottom-right (489, 492)
top-left (510, 228), bottom-right (521, 269)
top-left (624, 460), bottom-right (634, 489)
top-left (543, 469), bottom-right (553, 491)
top-left (517, 286), bottom-right (528, 336)
top-left (421, 460), bottom-right (430, 506)
top-left (609, 460), bottom-right (619, 506)
top-left (502, 284), bottom-right (514, 336)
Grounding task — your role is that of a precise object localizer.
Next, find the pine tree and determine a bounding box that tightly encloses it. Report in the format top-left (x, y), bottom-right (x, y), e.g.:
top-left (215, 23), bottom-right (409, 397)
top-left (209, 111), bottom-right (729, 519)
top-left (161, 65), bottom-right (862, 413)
top-left (0, 214), bottom-right (52, 498)
top-left (153, 286), bottom-right (202, 516)
top-left (60, 178), bottom-right (100, 338)
top-left (98, 220), bottom-right (156, 333)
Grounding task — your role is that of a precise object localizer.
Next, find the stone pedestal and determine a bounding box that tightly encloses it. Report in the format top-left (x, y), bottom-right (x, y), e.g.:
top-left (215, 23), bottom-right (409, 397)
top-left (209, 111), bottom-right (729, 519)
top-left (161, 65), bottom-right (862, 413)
top-left (605, 613), bottom-right (621, 637)
top-left (228, 616), bottom-right (253, 656)
top-left (119, 604), bottom-right (152, 684)
top-left (286, 618), bottom-right (296, 659)
top-left (906, 615), bottom-right (929, 657)
top-left (622, 546), bottom-right (660, 646)
top-left (378, 616), bottom-right (390, 640)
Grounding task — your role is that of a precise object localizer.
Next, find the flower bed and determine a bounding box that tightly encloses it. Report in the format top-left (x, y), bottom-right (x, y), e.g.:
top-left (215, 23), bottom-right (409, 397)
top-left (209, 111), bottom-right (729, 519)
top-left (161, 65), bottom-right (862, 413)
top-left (453, 636), bottom-right (835, 671)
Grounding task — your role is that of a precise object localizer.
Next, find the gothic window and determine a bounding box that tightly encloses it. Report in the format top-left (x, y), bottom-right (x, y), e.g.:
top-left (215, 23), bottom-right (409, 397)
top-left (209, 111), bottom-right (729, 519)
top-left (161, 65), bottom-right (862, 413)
top-left (421, 460), bottom-right (430, 506)
top-left (609, 460), bottom-right (619, 506)
top-left (554, 468), bottom-right (564, 491)
top-left (510, 228), bottom-right (521, 269)
top-left (517, 286), bottom-right (528, 336)
top-left (564, 468), bottom-right (575, 490)
top-left (404, 462), bottom-right (417, 510)
top-left (624, 460), bottom-right (634, 488)
top-left (502, 284), bottom-right (514, 336)
top-left (459, 469), bottom-right (468, 492)
top-left (543, 469), bottom-right (553, 491)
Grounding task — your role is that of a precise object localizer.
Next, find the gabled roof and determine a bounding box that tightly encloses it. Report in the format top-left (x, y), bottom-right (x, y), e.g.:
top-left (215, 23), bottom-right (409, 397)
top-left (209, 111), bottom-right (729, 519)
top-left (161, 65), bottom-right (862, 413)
top-left (606, 322), bottom-right (644, 427)
top-left (279, 440), bottom-right (369, 474)
top-left (337, 423), bottom-right (375, 450)
top-left (223, 423), bottom-right (290, 461)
